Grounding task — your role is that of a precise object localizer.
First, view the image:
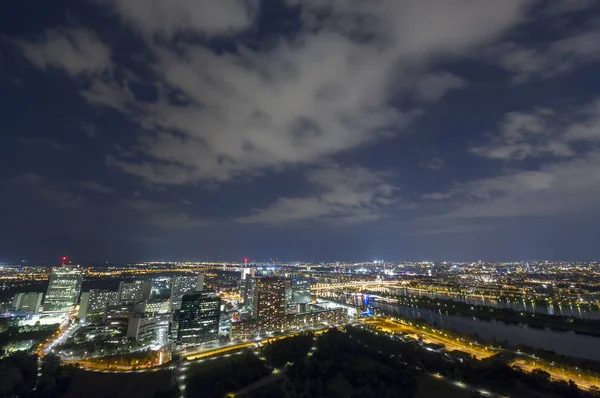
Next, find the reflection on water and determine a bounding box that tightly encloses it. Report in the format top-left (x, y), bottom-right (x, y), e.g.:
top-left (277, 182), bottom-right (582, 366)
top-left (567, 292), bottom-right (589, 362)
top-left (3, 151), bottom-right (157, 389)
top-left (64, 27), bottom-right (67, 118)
top-left (388, 287), bottom-right (600, 320)
top-left (376, 300), bottom-right (600, 361)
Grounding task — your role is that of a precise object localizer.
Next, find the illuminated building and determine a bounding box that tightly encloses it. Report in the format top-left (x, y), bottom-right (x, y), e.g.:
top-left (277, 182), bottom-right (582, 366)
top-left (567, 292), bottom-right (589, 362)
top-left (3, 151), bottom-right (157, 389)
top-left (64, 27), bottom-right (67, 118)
top-left (241, 277), bottom-right (255, 308)
top-left (127, 313), bottom-right (171, 346)
top-left (292, 278), bottom-right (311, 304)
top-left (170, 274), bottom-right (204, 310)
top-left (240, 267), bottom-right (251, 282)
top-left (118, 280), bottom-right (152, 303)
top-left (176, 290), bottom-right (220, 348)
top-left (43, 267), bottom-right (83, 312)
top-left (230, 307), bottom-right (347, 341)
top-left (253, 277), bottom-right (286, 332)
top-left (12, 292), bottom-right (43, 313)
top-left (145, 299), bottom-right (171, 314)
top-left (78, 289), bottom-right (118, 321)
top-left (103, 302), bottom-right (145, 334)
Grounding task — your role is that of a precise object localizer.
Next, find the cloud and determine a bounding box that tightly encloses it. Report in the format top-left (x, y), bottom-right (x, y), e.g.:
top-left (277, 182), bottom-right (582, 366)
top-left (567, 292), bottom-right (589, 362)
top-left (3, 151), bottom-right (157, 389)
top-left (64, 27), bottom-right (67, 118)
top-left (441, 150), bottom-right (600, 218)
top-left (412, 72), bottom-right (466, 103)
top-left (418, 157), bottom-right (445, 171)
top-left (77, 180), bottom-right (114, 194)
top-left (470, 98), bottom-right (600, 161)
top-left (404, 224), bottom-right (496, 236)
top-left (491, 23), bottom-right (600, 81)
top-left (122, 199), bottom-right (204, 229)
top-left (424, 96), bottom-right (600, 219)
top-left (18, 137), bottom-right (70, 151)
top-left (14, 28), bottom-right (111, 76)
top-left (11, 173), bottom-right (82, 208)
top-left (18, 0), bottom-right (531, 186)
top-left (237, 166), bottom-right (398, 224)
top-left (94, 0), bottom-right (258, 38)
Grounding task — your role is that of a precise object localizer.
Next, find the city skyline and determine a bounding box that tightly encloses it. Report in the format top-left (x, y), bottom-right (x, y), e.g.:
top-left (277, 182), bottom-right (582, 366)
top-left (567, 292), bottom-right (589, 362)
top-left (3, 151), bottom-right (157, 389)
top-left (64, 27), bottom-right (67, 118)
top-left (2, 1), bottom-right (600, 261)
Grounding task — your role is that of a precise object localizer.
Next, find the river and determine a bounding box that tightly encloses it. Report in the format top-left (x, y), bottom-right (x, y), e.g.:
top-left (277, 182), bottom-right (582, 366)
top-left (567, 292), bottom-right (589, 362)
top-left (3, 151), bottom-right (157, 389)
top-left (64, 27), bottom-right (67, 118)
top-left (375, 299), bottom-right (600, 361)
top-left (386, 287), bottom-right (600, 320)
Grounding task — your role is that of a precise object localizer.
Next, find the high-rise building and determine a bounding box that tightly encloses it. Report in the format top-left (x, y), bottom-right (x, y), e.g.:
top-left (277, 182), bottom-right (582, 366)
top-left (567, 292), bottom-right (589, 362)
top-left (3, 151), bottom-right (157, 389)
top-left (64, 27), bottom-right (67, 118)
top-left (176, 290), bottom-right (220, 348)
top-left (78, 290), bottom-right (118, 321)
top-left (253, 277), bottom-right (286, 332)
top-left (127, 313), bottom-right (171, 346)
top-left (118, 280), bottom-right (152, 303)
top-left (241, 277), bottom-right (255, 308)
top-left (292, 278), bottom-right (311, 304)
top-left (284, 279), bottom-right (294, 314)
top-left (170, 274), bottom-right (204, 310)
top-left (12, 292), bottom-right (43, 313)
top-left (43, 267), bottom-right (83, 312)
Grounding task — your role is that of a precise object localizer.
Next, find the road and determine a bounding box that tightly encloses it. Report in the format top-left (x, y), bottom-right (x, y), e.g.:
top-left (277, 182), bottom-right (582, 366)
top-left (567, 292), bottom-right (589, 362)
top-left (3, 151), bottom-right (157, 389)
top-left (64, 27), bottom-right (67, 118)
top-left (35, 312), bottom-right (79, 358)
top-left (364, 316), bottom-right (600, 391)
top-left (512, 358), bottom-right (600, 391)
top-left (363, 316), bottom-right (495, 359)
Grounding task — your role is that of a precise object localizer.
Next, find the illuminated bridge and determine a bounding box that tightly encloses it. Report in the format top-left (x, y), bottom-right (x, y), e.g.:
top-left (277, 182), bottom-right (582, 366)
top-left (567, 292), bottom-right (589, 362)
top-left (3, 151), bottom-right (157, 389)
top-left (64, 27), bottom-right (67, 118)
top-left (310, 280), bottom-right (401, 291)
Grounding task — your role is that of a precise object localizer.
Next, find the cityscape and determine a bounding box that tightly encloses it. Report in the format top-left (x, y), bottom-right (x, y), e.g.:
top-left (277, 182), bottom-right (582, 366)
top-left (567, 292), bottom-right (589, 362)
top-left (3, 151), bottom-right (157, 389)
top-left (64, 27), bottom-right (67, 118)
top-left (3, 0), bottom-right (600, 397)
top-left (2, 258), bottom-right (600, 396)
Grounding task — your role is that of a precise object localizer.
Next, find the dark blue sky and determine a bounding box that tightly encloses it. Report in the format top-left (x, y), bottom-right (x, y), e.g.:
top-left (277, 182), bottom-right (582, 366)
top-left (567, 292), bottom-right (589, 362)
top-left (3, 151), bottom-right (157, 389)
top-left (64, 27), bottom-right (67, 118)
top-left (2, 0), bottom-right (600, 263)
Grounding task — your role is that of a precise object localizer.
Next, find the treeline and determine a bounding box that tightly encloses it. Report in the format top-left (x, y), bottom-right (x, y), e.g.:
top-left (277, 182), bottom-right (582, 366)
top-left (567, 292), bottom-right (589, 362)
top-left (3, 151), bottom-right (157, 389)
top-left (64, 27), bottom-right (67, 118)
top-left (0, 322), bottom-right (58, 355)
top-left (0, 353), bottom-right (78, 398)
top-left (262, 332), bottom-right (314, 368)
top-left (346, 325), bottom-right (595, 398)
top-left (185, 351), bottom-right (271, 398)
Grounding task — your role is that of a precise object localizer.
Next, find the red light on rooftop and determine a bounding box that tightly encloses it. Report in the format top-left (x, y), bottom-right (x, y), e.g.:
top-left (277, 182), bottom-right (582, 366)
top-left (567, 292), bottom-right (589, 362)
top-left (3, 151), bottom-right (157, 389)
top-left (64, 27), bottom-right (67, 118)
top-left (61, 256), bottom-right (67, 262)
top-left (244, 257), bottom-right (248, 263)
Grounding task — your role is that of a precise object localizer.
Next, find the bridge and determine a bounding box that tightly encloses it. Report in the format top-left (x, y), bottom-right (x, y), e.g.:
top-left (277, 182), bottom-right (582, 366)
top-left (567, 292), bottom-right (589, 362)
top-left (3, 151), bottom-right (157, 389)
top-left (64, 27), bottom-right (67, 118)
top-left (310, 280), bottom-right (401, 291)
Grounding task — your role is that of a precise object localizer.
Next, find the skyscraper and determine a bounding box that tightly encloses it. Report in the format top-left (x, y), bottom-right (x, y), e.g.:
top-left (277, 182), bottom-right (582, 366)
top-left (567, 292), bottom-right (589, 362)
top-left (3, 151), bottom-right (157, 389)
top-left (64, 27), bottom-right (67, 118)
top-left (253, 277), bottom-right (286, 332)
top-left (292, 278), bottom-right (311, 304)
top-left (43, 267), bottom-right (83, 312)
top-left (78, 289), bottom-right (118, 321)
top-left (118, 280), bottom-right (152, 303)
top-left (170, 274), bottom-right (204, 310)
top-left (176, 290), bottom-right (220, 348)
top-left (12, 292), bottom-right (43, 313)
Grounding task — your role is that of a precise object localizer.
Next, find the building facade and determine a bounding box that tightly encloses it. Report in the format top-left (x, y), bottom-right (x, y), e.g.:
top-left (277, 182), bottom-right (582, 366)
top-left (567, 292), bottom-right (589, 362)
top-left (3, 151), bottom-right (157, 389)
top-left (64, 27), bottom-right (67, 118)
top-left (176, 290), bottom-right (221, 348)
top-left (78, 289), bottom-right (118, 321)
top-left (118, 280), bottom-right (152, 303)
top-left (127, 313), bottom-right (171, 346)
top-left (12, 292), bottom-right (43, 313)
top-left (170, 274), bottom-right (204, 310)
top-left (253, 277), bottom-right (286, 332)
top-left (292, 278), bottom-right (311, 304)
top-left (43, 267), bottom-right (83, 312)
top-left (230, 307), bottom-right (347, 341)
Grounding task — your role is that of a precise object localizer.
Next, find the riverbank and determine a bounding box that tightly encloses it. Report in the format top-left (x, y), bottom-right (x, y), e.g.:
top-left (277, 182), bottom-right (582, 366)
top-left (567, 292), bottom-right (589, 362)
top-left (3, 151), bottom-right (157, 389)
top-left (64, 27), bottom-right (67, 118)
top-left (375, 294), bottom-right (600, 337)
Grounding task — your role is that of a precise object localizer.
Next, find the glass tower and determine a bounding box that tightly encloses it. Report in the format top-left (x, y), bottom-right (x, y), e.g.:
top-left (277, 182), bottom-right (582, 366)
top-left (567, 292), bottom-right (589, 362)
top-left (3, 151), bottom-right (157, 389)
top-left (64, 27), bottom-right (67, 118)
top-left (43, 267), bottom-right (83, 312)
top-left (176, 290), bottom-right (221, 347)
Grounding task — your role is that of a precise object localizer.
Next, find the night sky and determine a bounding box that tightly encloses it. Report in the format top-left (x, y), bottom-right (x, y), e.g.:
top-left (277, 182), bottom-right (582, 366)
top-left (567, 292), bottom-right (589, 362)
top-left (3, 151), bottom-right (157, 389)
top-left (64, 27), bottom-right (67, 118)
top-left (2, 1), bottom-right (600, 263)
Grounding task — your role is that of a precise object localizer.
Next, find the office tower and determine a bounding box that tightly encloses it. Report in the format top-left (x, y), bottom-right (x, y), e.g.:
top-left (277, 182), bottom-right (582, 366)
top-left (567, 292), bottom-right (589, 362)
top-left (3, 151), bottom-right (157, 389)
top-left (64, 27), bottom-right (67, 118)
top-left (284, 279), bottom-right (294, 314)
top-left (292, 278), bottom-right (311, 304)
top-left (240, 267), bottom-right (251, 282)
top-left (242, 277), bottom-right (255, 308)
top-left (103, 302), bottom-right (145, 333)
top-left (127, 313), bottom-right (171, 346)
top-left (171, 274), bottom-right (204, 310)
top-left (12, 292), bottom-right (43, 313)
top-left (176, 290), bottom-right (220, 347)
top-left (118, 280), bottom-right (152, 303)
top-left (78, 289), bottom-right (118, 321)
top-left (253, 277), bottom-right (286, 332)
top-left (43, 267), bottom-right (83, 312)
